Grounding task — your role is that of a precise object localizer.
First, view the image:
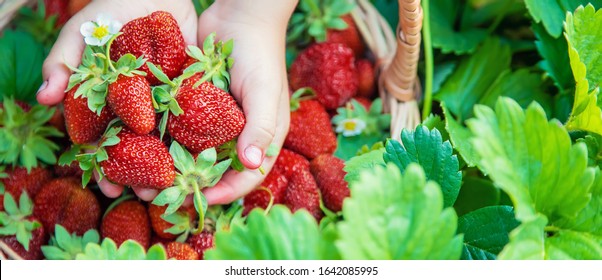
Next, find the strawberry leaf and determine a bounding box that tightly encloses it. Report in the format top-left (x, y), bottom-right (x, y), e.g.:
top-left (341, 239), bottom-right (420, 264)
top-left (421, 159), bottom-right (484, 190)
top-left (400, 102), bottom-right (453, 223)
top-left (442, 104), bottom-right (480, 167)
top-left (42, 224), bottom-right (100, 260)
top-left (205, 206), bottom-right (328, 260)
top-left (457, 206), bottom-right (520, 260)
top-left (523, 0), bottom-right (600, 38)
top-left (498, 214), bottom-right (548, 260)
top-left (384, 125), bottom-right (462, 208)
top-left (533, 23), bottom-right (573, 92)
top-left (343, 147), bottom-right (385, 184)
top-left (453, 176), bottom-right (501, 217)
top-left (337, 163), bottom-right (463, 259)
top-left (75, 238), bottom-right (167, 260)
top-left (429, 0), bottom-right (487, 54)
top-left (467, 97), bottom-right (595, 223)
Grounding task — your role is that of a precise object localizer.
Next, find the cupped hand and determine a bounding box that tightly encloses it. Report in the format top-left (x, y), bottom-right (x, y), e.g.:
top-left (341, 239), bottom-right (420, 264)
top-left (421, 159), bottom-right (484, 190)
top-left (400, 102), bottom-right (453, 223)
top-left (197, 0), bottom-right (297, 205)
top-left (37, 0), bottom-right (198, 201)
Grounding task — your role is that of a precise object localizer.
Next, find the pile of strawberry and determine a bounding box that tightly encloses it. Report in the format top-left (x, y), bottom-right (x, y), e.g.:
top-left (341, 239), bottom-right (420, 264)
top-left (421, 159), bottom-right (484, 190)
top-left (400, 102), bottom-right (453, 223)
top-left (1, 11), bottom-right (247, 260)
top-left (241, 0), bottom-right (379, 221)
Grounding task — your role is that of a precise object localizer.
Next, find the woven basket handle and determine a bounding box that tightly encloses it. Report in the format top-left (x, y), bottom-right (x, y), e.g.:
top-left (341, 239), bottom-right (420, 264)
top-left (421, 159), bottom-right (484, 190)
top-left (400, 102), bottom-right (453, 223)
top-left (381, 0), bottom-right (423, 102)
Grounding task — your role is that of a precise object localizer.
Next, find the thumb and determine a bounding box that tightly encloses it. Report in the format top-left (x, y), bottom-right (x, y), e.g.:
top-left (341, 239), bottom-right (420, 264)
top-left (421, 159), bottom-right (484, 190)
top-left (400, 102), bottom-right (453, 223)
top-left (37, 18), bottom-right (86, 105)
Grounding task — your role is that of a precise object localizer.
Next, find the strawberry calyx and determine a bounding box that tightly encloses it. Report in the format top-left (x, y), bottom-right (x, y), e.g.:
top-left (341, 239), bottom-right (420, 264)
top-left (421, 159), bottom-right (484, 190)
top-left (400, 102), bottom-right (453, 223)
top-left (66, 124), bottom-right (122, 187)
top-left (289, 87), bottom-right (317, 112)
top-left (287, 0), bottom-right (355, 45)
top-left (0, 166), bottom-right (7, 194)
top-left (0, 192), bottom-right (41, 251)
top-left (41, 224), bottom-right (100, 260)
top-left (152, 142), bottom-right (231, 235)
top-left (184, 32), bottom-right (234, 91)
top-left (0, 98), bottom-right (64, 172)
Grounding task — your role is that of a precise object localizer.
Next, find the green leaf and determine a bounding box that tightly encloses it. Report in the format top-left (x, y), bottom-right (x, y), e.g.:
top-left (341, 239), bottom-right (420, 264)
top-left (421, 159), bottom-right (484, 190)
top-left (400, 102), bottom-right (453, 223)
top-left (443, 105), bottom-right (480, 167)
top-left (453, 176), bottom-right (501, 217)
top-left (205, 206), bottom-right (325, 260)
top-left (524, 0), bottom-right (601, 38)
top-left (436, 38), bottom-right (511, 121)
top-left (429, 0), bottom-right (488, 54)
top-left (544, 230), bottom-right (602, 259)
top-left (466, 98), bottom-right (595, 222)
top-left (498, 215), bottom-right (548, 260)
top-left (146, 244), bottom-right (168, 260)
top-left (457, 206), bottom-right (520, 260)
top-left (0, 30), bottom-right (45, 103)
top-left (533, 23), bottom-right (574, 92)
top-left (554, 168), bottom-right (602, 235)
top-left (343, 147), bottom-right (385, 184)
top-left (384, 125), bottom-right (462, 207)
top-left (334, 134), bottom-right (383, 161)
top-left (336, 163), bottom-right (463, 260)
top-left (564, 4), bottom-right (602, 92)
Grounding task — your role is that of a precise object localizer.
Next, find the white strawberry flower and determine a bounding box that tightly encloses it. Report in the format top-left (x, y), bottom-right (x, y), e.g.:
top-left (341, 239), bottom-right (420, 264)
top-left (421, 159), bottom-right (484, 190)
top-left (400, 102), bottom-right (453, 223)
top-left (335, 118), bottom-right (367, 137)
top-left (80, 14), bottom-right (122, 46)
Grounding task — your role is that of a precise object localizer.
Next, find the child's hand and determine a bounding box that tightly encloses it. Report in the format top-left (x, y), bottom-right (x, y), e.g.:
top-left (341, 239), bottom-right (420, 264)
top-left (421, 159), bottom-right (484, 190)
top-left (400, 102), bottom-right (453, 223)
top-left (36, 0), bottom-right (198, 201)
top-left (197, 0), bottom-right (297, 205)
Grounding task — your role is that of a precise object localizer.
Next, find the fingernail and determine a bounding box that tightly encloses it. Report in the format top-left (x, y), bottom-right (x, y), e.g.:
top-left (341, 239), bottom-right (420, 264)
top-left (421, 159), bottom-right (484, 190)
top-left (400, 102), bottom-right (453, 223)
top-left (245, 145), bottom-right (263, 166)
top-left (36, 80), bottom-right (48, 95)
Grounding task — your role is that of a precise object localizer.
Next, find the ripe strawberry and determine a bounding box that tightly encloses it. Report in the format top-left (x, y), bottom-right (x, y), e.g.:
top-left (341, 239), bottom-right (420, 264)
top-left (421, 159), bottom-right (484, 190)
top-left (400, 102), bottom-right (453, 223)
top-left (243, 168), bottom-right (288, 216)
top-left (167, 82), bottom-right (245, 153)
top-left (1, 218), bottom-right (46, 260)
top-left (187, 231), bottom-right (214, 260)
top-left (326, 15), bottom-right (365, 57)
top-left (290, 43), bottom-right (358, 110)
top-left (110, 11), bottom-right (187, 85)
top-left (53, 161), bottom-right (84, 178)
top-left (148, 204), bottom-right (196, 240)
top-left (63, 85), bottom-right (116, 144)
top-left (283, 168), bottom-right (323, 221)
top-left (44, 0), bottom-right (69, 25)
top-left (101, 200), bottom-right (151, 248)
top-left (355, 59), bottom-right (376, 98)
top-left (107, 75), bottom-right (155, 135)
top-left (47, 105), bottom-right (66, 134)
top-left (310, 154), bottom-right (349, 212)
top-left (101, 128), bottom-right (175, 189)
top-left (0, 167), bottom-right (53, 211)
top-left (0, 192), bottom-right (47, 260)
top-left (272, 149), bottom-right (311, 178)
top-left (33, 177), bottom-right (101, 235)
top-left (67, 0), bottom-right (91, 16)
top-left (166, 242), bottom-right (200, 260)
top-left (284, 99), bottom-right (337, 159)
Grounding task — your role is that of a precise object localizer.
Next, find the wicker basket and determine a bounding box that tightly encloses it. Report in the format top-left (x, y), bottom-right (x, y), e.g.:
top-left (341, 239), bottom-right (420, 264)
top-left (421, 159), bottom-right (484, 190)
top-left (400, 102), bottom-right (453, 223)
top-left (351, 0), bottom-right (422, 141)
top-left (0, 0), bottom-right (423, 260)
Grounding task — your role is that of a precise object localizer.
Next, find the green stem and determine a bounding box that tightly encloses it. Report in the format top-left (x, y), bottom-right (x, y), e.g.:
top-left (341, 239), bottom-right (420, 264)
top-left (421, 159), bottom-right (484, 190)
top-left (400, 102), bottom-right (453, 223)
top-left (191, 180), bottom-right (205, 235)
top-left (421, 0), bottom-right (434, 120)
top-left (305, 0), bottom-right (322, 17)
top-left (105, 34), bottom-right (119, 72)
top-left (487, 0), bottom-right (512, 33)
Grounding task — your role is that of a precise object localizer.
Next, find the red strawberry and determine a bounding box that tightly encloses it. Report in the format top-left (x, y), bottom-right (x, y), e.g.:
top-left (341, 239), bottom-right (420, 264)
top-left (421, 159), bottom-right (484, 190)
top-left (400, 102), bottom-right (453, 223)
top-left (290, 43), bottom-right (358, 110)
top-left (166, 242), bottom-right (200, 260)
top-left (283, 168), bottom-right (323, 221)
top-left (355, 59), bottom-right (376, 98)
top-left (187, 231), bottom-right (214, 260)
top-left (243, 168), bottom-right (288, 216)
top-left (326, 15), bottom-right (365, 57)
top-left (101, 200), bottom-right (151, 248)
top-left (0, 167), bottom-right (53, 211)
top-left (284, 100), bottom-right (336, 159)
top-left (47, 105), bottom-right (66, 134)
top-left (63, 85), bottom-right (116, 144)
top-left (148, 204), bottom-right (196, 240)
top-left (101, 128), bottom-right (175, 189)
top-left (168, 82), bottom-right (245, 153)
top-left (44, 0), bottom-right (69, 25)
top-left (110, 11), bottom-right (187, 85)
top-left (272, 149), bottom-right (311, 178)
top-left (107, 75), bottom-right (155, 135)
top-left (53, 161), bottom-right (84, 178)
top-left (67, 0), bottom-right (91, 16)
top-left (33, 177), bottom-right (101, 235)
top-left (310, 154), bottom-right (349, 212)
top-left (1, 217), bottom-right (46, 260)
top-left (353, 97), bottom-right (372, 111)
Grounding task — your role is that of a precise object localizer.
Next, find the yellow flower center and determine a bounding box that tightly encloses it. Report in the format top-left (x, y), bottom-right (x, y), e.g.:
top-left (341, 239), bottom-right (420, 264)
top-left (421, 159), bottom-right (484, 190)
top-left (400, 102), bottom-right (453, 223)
top-left (343, 121), bottom-right (357, 131)
top-left (92, 25), bottom-right (109, 39)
